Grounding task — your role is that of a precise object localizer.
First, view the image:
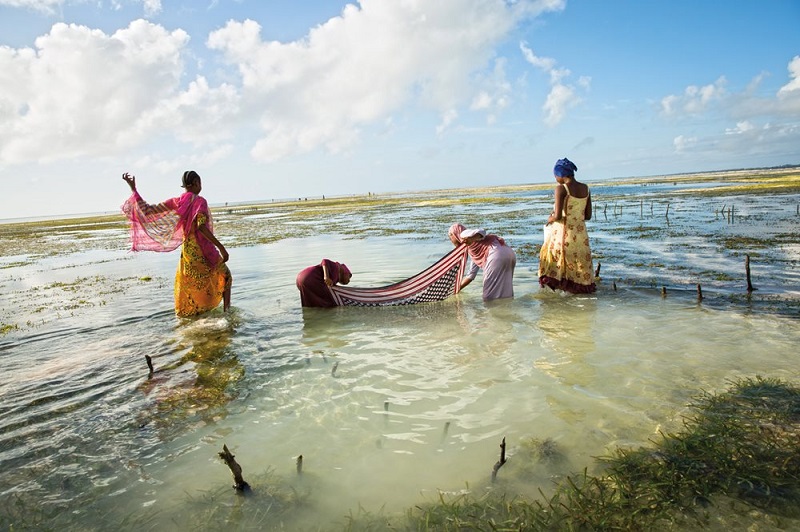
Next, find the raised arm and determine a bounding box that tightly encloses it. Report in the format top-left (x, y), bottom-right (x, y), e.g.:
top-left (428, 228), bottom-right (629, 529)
top-left (122, 172), bottom-right (137, 192)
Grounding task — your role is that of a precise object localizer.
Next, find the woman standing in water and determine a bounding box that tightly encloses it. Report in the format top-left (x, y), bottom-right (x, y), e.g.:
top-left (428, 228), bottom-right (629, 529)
top-left (122, 170), bottom-right (232, 317)
top-left (538, 157), bottom-right (596, 293)
top-left (448, 223), bottom-right (516, 300)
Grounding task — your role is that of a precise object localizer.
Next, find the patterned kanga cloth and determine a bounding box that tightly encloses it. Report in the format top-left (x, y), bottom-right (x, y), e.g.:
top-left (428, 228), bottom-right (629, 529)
top-left (328, 245), bottom-right (469, 306)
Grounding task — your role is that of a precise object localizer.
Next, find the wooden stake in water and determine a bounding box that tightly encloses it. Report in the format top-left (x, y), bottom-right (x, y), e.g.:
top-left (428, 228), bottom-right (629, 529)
top-left (594, 262), bottom-right (601, 279)
top-left (491, 437), bottom-right (507, 483)
top-left (661, 286), bottom-right (667, 298)
top-left (145, 355), bottom-right (154, 375)
top-left (218, 444), bottom-right (251, 492)
top-left (746, 254), bottom-right (756, 292)
top-left (296, 454), bottom-right (303, 475)
top-left (697, 284), bottom-right (703, 302)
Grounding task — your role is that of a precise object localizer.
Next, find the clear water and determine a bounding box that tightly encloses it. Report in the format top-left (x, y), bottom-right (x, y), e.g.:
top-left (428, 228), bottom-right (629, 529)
top-left (1, 185), bottom-right (799, 530)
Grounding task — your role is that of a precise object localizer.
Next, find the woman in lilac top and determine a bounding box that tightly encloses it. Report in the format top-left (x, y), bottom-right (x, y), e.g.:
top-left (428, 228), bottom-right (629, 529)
top-left (448, 223), bottom-right (516, 300)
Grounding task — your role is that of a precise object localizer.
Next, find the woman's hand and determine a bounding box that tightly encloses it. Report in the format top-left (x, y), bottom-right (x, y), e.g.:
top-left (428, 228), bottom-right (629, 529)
top-left (122, 173), bottom-right (136, 192)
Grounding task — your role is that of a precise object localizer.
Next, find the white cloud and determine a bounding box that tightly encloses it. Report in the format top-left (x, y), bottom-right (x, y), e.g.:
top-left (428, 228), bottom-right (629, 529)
top-left (673, 135), bottom-right (697, 153)
top-left (519, 41), bottom-right (588, 126)
top-left (1, 0), bottom-right (162, 16)
top-left (519, 42), bottom-right (555, 71)
top-left (135, 143), bottom-right (233, 175)
top-left (205, 0), bottom-right (562, 162)
top-left (543, 83), bottom-right (578, 126)
top-left (436, 109), bottom-right (459, 135)
top-left (469, 57), bottom-right (511, 126)
top-left (142, 0), bottom-right (162, 17)
top-left (725, 120), bottom-right (754, 135)
top-left (660, 77), bottom-right (727, 116)
top-left (778, 55), bottom-right (800, 96)
top-left (673, 121), bottom-right (800, 161)
top-left (0, 0), bottom-right (565, 167)
top-left (660, 56), bottom-right (800, 161)
top-left (0, 0), bottom-right (63, 14)
top-left (0, 20), bottom-right (221, 163)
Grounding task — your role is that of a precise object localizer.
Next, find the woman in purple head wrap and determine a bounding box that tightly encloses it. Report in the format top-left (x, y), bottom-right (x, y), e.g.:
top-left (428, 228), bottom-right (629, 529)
top-left (538, 157), bottom-right (596, 293)
top-left (296, 259), bottom-right (353, 307)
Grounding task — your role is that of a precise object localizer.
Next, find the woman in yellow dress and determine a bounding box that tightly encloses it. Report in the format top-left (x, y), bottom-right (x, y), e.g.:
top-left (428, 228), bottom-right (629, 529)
top-left (538, 158), bottom-right (596, 294)
top-left (122, 170), bottom-right (232, 316)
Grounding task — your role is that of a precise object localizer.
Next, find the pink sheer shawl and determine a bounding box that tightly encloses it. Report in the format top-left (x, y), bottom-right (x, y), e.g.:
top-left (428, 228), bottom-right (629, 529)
top-left (121, 191), bottom-right (221, 267)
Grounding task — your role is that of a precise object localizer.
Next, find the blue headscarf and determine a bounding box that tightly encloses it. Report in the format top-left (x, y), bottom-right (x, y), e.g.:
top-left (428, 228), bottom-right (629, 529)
top-left (554, 158), bottom-right (577, 178)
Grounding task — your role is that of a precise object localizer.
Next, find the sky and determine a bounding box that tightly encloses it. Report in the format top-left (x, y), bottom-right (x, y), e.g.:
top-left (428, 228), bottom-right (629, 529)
top-left (0, 0), bottom-right (798, 220)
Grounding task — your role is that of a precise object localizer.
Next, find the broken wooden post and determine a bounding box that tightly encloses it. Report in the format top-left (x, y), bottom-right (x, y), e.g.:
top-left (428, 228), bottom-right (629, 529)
top-left (661, 286), bottom-right (667, 298)
top-left (296, 454), bottom-right (303, 475)
top-left (746, 254), bottom-right (756, 293)
top-left (612, 281), bottom-right (617, 291)
top-left (594, 262), bottom-right (601, 278)
top-left (491, 437), bottom-right (507, 483)
top-left (218, 444), bottom-right (250, 492)
top-left (697, 284), bottom-right (703, 302)
top-left (665, 203), bottom-right (670, 218)
top-left (145, 355), bottom-right (154, 375)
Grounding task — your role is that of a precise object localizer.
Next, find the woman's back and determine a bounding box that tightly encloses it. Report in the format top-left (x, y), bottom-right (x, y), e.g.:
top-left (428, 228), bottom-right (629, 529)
top-left (562, 185), bottom-right (589, 223)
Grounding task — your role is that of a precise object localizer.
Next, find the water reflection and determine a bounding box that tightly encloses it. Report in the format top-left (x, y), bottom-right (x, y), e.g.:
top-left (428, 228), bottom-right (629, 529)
top-left (138, 312), bottom-right (244, 439)
top-left (534, 294), bottom-right (598, 386)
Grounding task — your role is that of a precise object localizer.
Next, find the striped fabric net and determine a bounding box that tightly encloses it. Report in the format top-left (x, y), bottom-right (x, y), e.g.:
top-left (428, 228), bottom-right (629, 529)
top-left (328, 245), bottom-right (469, 306)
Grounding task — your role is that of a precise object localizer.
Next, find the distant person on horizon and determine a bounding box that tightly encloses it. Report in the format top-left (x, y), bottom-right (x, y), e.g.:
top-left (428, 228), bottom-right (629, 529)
top-left (538, 158), bottom-right (596, 294)
top-left (121, 170), bottom-right (232, 317)
top-left (448, 223), bottom-right (516, 300)
top-left (296, 259), bottom-right (352, 307)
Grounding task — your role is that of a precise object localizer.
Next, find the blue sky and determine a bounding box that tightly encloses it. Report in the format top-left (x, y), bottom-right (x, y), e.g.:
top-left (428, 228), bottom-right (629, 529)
top-left (1, 0), bottom-right (798, 219)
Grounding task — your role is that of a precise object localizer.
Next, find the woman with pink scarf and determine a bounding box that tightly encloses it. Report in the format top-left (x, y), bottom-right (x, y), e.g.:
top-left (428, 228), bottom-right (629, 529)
top-left (121, 171), bottom-right (232, 317)
top-left (448, 223), bottom-right (516, 300)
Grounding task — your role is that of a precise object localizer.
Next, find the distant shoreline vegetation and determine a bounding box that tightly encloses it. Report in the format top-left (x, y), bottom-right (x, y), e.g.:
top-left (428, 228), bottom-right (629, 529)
top-left (2, 164), bottom-right (799, 225)
top-left (1, 164), bottom-right (798, 268)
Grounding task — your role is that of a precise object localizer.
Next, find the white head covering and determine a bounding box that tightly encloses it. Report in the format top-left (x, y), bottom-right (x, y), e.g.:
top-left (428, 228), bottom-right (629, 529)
top-left (459, 228), bottom-right (486, 239)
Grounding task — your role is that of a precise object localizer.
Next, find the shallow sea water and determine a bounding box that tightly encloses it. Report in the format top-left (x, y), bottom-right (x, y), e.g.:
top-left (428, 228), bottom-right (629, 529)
top-left (1, 183), bottom-right (799, 530)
